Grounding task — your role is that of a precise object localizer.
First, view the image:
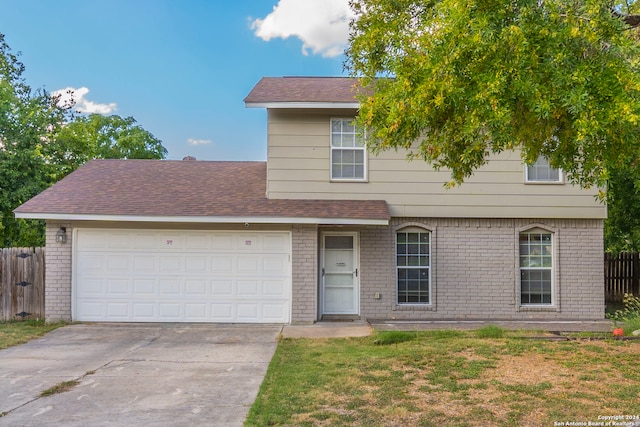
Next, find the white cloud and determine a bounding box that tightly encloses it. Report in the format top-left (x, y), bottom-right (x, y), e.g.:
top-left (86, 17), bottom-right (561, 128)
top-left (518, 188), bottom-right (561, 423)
top-left (52, 87), bottom-right (117, 115)
top-left (187, 138), bottom-right (212, 146)
top-left (251, 0), bottom-right (353, 58)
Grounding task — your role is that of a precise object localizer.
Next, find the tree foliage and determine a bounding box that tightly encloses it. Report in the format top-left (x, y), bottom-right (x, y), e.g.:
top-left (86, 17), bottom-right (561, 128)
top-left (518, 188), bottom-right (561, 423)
top-left (604, 166), bottom-right (640, 252)
top-left (54, 114), bottom-right (167, 178)
top-left (0, 33), bottom-right (167, 247)
top-left (346, 0), bottom-right (640, 188)
top-left (0, 34), bottom-right (66, 247)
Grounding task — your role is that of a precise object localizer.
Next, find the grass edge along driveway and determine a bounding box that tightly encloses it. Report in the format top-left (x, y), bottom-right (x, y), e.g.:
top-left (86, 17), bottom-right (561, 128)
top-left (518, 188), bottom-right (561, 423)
top-left (246, 328), bottom-right (640, 427)
top-left (0, 320), bottom-right (65, 350)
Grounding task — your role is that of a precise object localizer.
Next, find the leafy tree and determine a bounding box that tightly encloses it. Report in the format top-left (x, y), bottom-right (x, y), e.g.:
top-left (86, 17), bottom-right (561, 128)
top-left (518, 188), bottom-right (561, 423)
top-left (604, 166), bottom-right (640, 252)
top-left (346, 0), bottom-right (640, 189)
top-left (53, 114), bottom-right (167, 178)
top-left (0, 33), bottom-right (66, 247)
top-left (0, 33), bottom-right (167, 247)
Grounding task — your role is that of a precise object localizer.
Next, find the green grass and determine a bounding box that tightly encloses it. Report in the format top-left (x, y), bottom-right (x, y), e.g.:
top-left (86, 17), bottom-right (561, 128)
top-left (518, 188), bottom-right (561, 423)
top-left (475, 324), bottom-right (505, 338)
top-left (246, 330), bottom-right (640, 427)
top-left (39, 380), bottom-right (80, 397)
top-left (0, 320), bottom-right (65, 350)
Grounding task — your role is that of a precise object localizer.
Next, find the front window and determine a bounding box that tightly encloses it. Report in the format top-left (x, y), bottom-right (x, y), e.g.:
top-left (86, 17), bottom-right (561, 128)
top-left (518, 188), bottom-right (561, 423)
top-left (519, 231), bottom-right (553, 305)
top-left (330, 118), bottom-right (366, 180)
top-left (525, 156), bottom-right (562, 183)
top-left (396, 231), bottom-right (431, 304)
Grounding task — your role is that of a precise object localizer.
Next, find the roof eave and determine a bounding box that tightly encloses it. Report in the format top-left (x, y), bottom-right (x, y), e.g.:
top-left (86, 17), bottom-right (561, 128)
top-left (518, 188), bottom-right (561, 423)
top-left (14, 212), bottom-right (389, 226)
top-left (245, 102), bottom-right (360, 109)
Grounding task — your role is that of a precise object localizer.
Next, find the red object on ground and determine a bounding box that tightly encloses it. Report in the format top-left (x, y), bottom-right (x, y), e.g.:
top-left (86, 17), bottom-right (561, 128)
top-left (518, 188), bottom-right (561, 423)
top-left (613, 328), bottom-right (624, 337)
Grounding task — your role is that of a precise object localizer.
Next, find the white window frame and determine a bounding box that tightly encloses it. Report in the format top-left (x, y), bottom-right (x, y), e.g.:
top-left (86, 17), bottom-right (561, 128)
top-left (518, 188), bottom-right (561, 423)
top-left (519, 230), bottom-right (554, 306)
top-left (330, 118), bottom-right (367, 181)
top-left (396, 229), bottom-right (431, 305)
top-left (525, 156), bottom-right (563, 184)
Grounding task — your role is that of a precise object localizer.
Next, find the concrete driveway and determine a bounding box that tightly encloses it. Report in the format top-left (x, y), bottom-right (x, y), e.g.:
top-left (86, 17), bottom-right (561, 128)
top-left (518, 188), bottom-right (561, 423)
top-left (0, 323), bottom-right (281, 427)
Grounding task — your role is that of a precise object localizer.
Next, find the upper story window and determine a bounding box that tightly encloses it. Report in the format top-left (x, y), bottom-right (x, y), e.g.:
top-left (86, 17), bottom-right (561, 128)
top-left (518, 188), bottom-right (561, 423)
top-left (525, 156), bottom-right (562, 183)
top-left (330, 118), bottom-right (366, 181)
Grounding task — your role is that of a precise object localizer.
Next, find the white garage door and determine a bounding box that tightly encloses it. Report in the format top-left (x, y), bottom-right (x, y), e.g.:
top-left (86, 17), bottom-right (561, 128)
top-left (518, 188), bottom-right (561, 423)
top-left (74, 229), bottom-right (291, 323)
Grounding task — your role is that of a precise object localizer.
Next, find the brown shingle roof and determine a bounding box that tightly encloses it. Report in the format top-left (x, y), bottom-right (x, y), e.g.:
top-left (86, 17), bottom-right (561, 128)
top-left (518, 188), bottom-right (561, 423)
top-left (244, 77), bottom-right (361, 104)
top-left (14, 160), bottom-right (389, 223)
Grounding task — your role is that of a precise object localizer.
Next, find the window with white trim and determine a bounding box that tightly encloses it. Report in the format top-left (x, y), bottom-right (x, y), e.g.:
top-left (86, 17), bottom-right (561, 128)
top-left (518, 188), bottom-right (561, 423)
top-left (396, 230), bottom-right (431, 304)
top-left (519, 230), bottom-right (553, 305)
top-left (525, 156), bottom-right (562, 182)
top-left (330, 118), bottom-right (366, 180)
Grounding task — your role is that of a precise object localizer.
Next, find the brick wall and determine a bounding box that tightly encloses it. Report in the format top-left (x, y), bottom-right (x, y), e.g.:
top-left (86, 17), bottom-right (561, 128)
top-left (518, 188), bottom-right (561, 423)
top-left (44, 221), bottom-right (73, 322)
top-left (41, 218), bottom-right (603, 323)
top-left (360, 218), bottom-right (604, 321)
top-left (291, 224), bottom-right (318, 324)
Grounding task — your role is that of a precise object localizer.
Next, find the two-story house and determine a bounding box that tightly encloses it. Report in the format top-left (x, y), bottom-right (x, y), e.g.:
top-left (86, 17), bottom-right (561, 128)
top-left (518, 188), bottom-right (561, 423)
top-left (15, 77), bottom-right (605, 324)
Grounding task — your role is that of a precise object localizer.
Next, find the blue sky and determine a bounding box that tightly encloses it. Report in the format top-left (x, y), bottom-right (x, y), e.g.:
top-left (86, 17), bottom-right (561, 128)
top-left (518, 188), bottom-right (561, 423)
top-left (0, 0), bottom-right (352, 161)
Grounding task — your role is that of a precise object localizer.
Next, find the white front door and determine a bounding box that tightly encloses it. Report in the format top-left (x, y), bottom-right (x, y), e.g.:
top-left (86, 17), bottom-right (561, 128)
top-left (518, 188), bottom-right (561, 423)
top-left (321, 233), bottom-right (359, 315)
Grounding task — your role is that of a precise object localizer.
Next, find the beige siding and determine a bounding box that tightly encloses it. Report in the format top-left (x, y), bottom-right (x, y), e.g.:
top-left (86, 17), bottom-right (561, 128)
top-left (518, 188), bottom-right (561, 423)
top-left (266, 109), bottom-right (606, 219)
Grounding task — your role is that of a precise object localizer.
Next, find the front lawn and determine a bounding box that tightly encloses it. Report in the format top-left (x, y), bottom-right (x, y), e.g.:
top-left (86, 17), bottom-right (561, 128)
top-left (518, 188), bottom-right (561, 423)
top-left (0, 320), bottom-right (65, 350)
top-left (246, 329), bottom-right (640, 426)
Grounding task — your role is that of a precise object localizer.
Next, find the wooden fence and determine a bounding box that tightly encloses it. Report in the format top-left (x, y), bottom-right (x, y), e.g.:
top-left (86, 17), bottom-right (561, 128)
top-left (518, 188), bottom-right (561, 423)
top-left (0, 247), bottom-right (45, 321)
top-left (605, 252), bottom-right (640, 303)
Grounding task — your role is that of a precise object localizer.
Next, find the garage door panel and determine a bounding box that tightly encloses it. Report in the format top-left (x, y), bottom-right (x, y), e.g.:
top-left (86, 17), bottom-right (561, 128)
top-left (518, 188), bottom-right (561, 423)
top-left (263, 234), bottom-right (289, 251)
top-left (237, 257), bottom-right (259, 273)
top-left (212, 280), bottom-right (233, 297)
top-left (77, 254), bottom-right (104, 272)
top-left (185, 256), bottom-right (208, 273)
top-left (212, 234), bottom-right (234, 250)
top-left (107, 302), bottom-right (129, 318)
top-left (107, 255), bottom-right (129, 271)
top-left (133, 255), bottom-right (156, 272)
top-left (237, 304), bottom-right (259, 321)
top-left (212, 256), bottom-right (234, 273)
top-left (185, 303), bottom-right (207, 319)
top-left (185, 234), bottom-right (209, 250)
top-left (133, 279), bottom-right (155, 296)
top-left (75, 229), bottom-right (291, 323)
top-left (77, 302), bottom-right (103, 319)
top-left (237, 281), bottom-right (259, 296)
top-left (158, 304), bottom-right (181, 320)
top-left (264, 280), bottom-right (287, 297)
top-left (263, 256), bottom-right (288, 273)
top-left (77, 278), bottom-right (104, 296)
top-left (77, 230), bottom-right (108, 249)
top-left (159, 256), bottom-right (182, 273)
top-left (263, 303), bottom-right (288, 321)
top-left (133, 303), bottom-right (155, 319)
top-left (159, 280), bottom-right (182, 296)
top-left (133, 234), bottom-right (157, 249)
top-left (185, 280), bottom-right (207, 295)
top-left (106, 232), bottom-right (134, 249)
top-left (107, 279), bottom-right (129, 295)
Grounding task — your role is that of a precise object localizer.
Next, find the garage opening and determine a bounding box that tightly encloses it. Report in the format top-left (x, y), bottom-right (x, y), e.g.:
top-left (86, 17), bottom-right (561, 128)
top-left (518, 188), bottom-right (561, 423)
top-left (73, 229), bottom-right (291, 323)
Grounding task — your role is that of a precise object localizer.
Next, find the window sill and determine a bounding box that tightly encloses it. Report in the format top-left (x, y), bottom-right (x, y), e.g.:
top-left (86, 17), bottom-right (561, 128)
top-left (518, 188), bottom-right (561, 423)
top-left (393, 304), bottom-right (435, 312)
top-left (330, 179), bottom-right (369, 183)
top-left (518, 305), bottom-right (559, 312)
top-left (523, 181), bottom-right (564, 185)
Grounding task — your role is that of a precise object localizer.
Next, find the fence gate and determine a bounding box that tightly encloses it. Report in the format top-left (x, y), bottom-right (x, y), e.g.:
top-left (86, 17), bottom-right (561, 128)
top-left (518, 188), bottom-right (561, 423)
top-left (0, 248), bottom-right (45, 321)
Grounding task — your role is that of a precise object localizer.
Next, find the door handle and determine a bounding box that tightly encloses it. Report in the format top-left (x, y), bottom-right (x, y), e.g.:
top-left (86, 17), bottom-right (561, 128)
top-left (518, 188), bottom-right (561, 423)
top-left (322, 268), bottom-right (325, 277)
top-left (354, 268), bottom-right (358, 277)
